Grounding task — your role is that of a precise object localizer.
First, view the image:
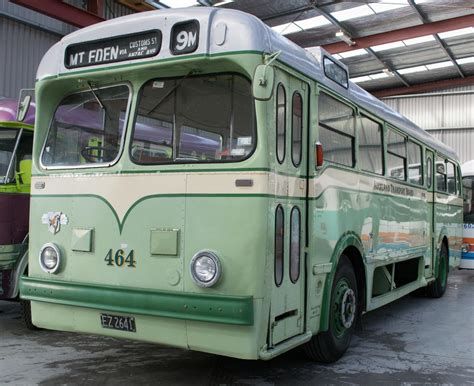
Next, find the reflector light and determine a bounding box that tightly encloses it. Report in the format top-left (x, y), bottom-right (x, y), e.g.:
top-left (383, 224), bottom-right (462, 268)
top-left (316, 142), bottom-right (324, 167)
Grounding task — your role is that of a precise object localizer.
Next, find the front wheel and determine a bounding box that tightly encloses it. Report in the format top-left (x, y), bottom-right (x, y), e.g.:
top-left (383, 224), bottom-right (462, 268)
top-left (304, 255), bottom-right (358, 363)
top-left (427, 243), bottom-right (449, 298)
top-left (20, 299), bottom-right (38, 331)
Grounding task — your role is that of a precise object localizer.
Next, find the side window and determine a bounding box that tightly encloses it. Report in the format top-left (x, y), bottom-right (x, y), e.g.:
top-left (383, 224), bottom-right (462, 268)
top-left (276, 84), bottom-right (286, 164)
top-left (387, 128), bottom-right (406, 181)
top-left (457, 166), bottom-right (463, 196)
top-left (318, 92), bottom-right (355, 167)
top-left (446, 161), bottom-right (456, 195)
top-left (289, 206), bottom-right (301, 283)
top-left (291, 92), bottom-right (303, 167)
top-left (436, 156), bottom-right (447, 192)
top-left (358, 115), bottom-right (383, 174)
top-left (274, 205), bottom-right (284, 287)
top-left (426, 156), bottom-right (432, 189)
top-left (407, 140), bottom-right (423, 185)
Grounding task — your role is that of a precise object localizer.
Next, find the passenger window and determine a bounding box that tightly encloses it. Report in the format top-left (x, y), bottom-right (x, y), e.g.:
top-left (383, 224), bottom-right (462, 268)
top-left (387, 128), bottom-right (407, 181)
top-left (276, 84), bottom-right (286, 164)
top-left (274, 205), bottom-right (284, 287)
top-left (447, 161), bottom-right (456, 195)
top-left (291, 92), bottom-right (303, 167)
top-left (436, 156), bottom-right (447, 192)
top-left (318, 92), bottom-right (355, 167)
top-left (407, 141), bottom-right (423, 185)
top-left (289, 206), bottom-right (301, 283)
top-left (426, 157), bottom-right (432, 189)
top-left (358, 115), bottom-right (383, 175)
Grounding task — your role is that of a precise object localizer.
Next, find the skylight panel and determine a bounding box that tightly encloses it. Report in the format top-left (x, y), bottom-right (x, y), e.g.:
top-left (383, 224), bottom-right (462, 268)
top-left (371, 41), bottom-right (405, 52)
top-left (426, 61), bottom-right (454, 70)
top-left (457, 56), bottom-right (474, 65)
top-left (398, 65), bottom-right (428, 74)
top-left (369, 1), bottom-right (408, 14)
top-left (438, 27), bottom-right (474, 39)
top-left (213, 0), bottom-right (234, 6)
top-left (403, 35), bottom-right (435, 45)
top-left (369, 72), bottom-right (389, 79)
top-left (339, 49), bottom-right (368, 59)
top-left (272, 22), bottom-right (302, 35)
top-left (351, 76), bottom-right (372, 83)
top-left (159, 0), bottom-right (198, 7)
top-left (332, 5), bottom-right (374, 22)
top-left (295, 16), bottom-right (331, 30)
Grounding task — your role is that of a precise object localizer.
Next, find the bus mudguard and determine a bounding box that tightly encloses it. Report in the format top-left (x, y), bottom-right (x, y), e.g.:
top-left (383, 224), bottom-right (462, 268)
top-left (318, 231), bottom-right (365, 333)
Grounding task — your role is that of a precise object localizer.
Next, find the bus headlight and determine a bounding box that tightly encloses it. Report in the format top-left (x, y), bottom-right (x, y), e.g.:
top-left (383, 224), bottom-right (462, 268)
top-left (39, 243), bottom-right (61, 274)
top-left (461, 243), bottom-right (469, 253)
top-left (190, 251), bottom-right (221, 287)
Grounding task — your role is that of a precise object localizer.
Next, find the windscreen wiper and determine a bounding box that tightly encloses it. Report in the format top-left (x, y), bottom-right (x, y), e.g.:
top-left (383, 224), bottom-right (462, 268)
top-left (87, 82), bottom-right (110, 120)
top-left (147, 70), bottom-right (195, 115)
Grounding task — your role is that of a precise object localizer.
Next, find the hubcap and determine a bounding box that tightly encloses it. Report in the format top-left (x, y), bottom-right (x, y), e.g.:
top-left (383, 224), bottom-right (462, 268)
top-left (333, 278), bottom-right (357, 338)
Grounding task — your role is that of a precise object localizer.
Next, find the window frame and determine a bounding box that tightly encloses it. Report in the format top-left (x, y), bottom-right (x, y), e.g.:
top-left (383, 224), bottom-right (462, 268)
top-left (407, 139), bottom-right (424, 187)
top-left (276, 83), bottom-right (286, 165)
top-left (435, 155), bottom-right (447, 193)
top-left (274, 204), bottom-right (285, 287)
top-left (128, 72), bottom-right (257, 166)
top-left (386, 126), bottom-right (407, 182)
top-left (357, 112), bottom-right (384, 175)
top-left (318, 90), bottom-right (356, 168)
top-left (289, 205), bottom-right (301, 284)
top-left (40, 82), bottom-right (133, 171)
top-left (291, 91), bottom-right (303, 167)
top-left (446, 160), bottom-right (457, 195)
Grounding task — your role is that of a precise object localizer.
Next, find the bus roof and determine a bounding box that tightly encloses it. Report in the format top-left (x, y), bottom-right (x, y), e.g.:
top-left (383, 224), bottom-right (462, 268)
top-left (462, 161), bottom-right (474, 177)
top-left (36, 7), bottom-right (457, 161)
top-left (0, 98), bottom-right (34, 128)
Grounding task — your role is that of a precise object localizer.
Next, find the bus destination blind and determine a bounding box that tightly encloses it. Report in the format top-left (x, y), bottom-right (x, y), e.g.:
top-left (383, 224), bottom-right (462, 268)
top-left (65, 30), bottom-right (162, 69)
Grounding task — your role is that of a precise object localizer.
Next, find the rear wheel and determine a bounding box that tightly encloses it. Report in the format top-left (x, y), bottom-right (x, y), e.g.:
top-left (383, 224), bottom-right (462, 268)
top-left (427, 243), bottom-right (449, 298)
top-left (20, 299), bottom-right (38, 330)
top-left (304, 255), bottom-right (358, 363)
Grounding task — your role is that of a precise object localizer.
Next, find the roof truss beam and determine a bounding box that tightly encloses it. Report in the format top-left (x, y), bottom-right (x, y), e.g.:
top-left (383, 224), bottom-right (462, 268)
top-left (11, 0), bottom-right (105, 28)
top-left (323, 13), bottom-right (474, 54)
top-left (407, 0), bottom-right (465, 78)
top-left (313, 5), bottom-right (410, 87)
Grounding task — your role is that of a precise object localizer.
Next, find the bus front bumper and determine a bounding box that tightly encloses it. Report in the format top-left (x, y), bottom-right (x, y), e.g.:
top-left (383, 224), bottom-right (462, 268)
top-left (20, 276), bottom-right (263, 359)
top-left (20, 276), bottom-right (254, 325)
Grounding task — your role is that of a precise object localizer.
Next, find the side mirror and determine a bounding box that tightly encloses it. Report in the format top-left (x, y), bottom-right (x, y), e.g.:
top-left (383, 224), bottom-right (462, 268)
top-left (17, 95), bottom-right (32, 122)
top-left (253, 64), bottom-right (275, 101)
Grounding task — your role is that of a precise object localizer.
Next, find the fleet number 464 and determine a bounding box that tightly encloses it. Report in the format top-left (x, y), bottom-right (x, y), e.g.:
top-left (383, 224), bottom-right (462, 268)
top-left (104, 249), bottom-right (136, 268)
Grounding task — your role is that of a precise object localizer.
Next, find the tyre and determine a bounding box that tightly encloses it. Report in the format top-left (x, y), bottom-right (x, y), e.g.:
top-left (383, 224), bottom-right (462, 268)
top-left (304, 255), bottom-right (358, 363)
top-left (427, 243), bottom-right (449, 298)
top-left (20, 299), bottom-right (38, 330)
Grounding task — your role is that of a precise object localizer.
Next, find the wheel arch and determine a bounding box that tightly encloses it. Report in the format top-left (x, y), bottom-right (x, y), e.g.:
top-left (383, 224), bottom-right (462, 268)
top-left (319, 232), bottom-right (366, 332)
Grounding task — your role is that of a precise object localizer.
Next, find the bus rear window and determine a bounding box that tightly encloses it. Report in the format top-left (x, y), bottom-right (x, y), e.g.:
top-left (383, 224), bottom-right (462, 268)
top-left (130, 74), bottom-right (255, 164)
top-left (42, 85), bottom-right (130, 168)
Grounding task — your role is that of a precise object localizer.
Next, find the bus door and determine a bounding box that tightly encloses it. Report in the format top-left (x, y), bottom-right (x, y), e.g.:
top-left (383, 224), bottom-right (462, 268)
top-left (425, 149), bottom-right (435, 277)
top-left (270, 69), bottom-right (309, 346)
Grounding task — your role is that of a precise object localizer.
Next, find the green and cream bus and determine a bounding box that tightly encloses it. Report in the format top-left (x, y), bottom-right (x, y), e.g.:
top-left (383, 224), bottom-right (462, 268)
top-left (21, 8), bottom-right (463, 362)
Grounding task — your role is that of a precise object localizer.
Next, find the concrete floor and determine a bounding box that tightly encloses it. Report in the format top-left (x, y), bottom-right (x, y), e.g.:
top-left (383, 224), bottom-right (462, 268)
top-left (1, 270), bottom-right (473, 385)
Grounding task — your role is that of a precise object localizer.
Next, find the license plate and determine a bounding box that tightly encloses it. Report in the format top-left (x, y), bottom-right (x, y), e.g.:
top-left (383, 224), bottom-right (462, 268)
top-left (100, 313), bottom-right (136, 333)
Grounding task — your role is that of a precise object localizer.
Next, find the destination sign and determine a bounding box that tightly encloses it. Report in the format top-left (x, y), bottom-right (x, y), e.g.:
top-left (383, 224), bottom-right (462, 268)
top-left (65, 30), bottom-right (162, 69)
top-left (171, 20), bottom-right (199, 55)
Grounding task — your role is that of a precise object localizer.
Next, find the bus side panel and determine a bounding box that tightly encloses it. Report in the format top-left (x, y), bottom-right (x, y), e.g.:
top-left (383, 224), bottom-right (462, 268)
top-left (435, 193), bottom-right (463, 269)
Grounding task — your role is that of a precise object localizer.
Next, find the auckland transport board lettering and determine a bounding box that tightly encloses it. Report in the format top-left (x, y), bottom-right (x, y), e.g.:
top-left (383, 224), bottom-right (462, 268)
top-left (373, 182), bottom-right (416, 197)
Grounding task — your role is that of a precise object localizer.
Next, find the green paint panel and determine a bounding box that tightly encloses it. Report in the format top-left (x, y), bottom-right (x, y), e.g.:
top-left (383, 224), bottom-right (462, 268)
top-left (71, 228), bottom-right (94, 252)
top-left (21, 276), bottom-right (254, 325)
top-left (150, 229), bottom-right (179, 256)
